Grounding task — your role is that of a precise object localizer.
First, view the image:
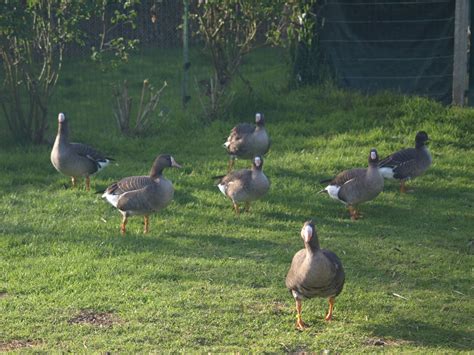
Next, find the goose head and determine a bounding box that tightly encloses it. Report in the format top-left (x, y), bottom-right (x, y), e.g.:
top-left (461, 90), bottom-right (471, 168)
top-left (301, 220), bottom-right (320, 250)
top-left (255, 112), bottom-right (265, 127)
top-left (252, 156), bottom-right (264, 170)
top-left (58, 112), bottom-right (66, 123)
top-left (368, 148), bottom-right (379, 167)
top-left (150, 154), bottom-right (182, 178)
top-left (56, 112), bottom-right (69, 137)
top-left (415, 131), bottom-right (429, 148)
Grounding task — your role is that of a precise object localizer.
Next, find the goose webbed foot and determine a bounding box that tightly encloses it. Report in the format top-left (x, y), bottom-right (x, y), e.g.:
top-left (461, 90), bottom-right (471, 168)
top-left (296, 318), bottom-right (307, 331)
top-left (348, 206), bottom-right (362, 220)
top-left (400, 181), bottom-right (414, 193)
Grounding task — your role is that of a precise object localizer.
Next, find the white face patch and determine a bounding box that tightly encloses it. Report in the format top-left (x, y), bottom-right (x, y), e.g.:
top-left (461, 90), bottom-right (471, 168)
top-left (255, 113), bottom-right (262, 122)
top-left (58, 113), bottom-right (65, 122)
top-left (254, 157), bottom-right (262, 167)
top-left (370, 151), bottom-right (377, 160)
top-left (302, 224), bottom-right (313, 243)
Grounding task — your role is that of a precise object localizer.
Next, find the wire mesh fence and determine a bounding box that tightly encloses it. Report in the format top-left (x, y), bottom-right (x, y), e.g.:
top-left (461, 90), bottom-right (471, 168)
top-left (67, 0), bottom-right (187, 58)
top-left (296, 0), bottom-right (459, 104)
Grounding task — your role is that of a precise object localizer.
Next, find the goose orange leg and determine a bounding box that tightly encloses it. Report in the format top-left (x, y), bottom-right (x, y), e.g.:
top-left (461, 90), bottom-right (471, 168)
top-left (120, 215), bottom-right (128, 235)
top-left (227, 158), bottom-right (235, 173)
top-left (144, 215), bottom-right (150, 234)
top-left (348, 206), bottom-right (360, 220)
top-left (295, 298), bottom-right (307, 330)
top-left (400, 180), bottom-right (408, 193)
top-left (85, 176), bottom-right (91, 191)
top-left (325, 297), bottom-right (335, 321)
top-left (233, 202), bottom-right (240, 214)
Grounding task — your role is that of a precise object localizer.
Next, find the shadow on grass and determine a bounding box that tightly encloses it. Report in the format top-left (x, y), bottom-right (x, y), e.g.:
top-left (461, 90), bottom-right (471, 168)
top-left (363, 319), bottom-right (473, 351)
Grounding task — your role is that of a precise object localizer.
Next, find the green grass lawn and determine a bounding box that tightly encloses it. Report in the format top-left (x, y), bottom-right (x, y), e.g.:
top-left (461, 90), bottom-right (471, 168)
top-left (0, 47), bottom-right (473, 352)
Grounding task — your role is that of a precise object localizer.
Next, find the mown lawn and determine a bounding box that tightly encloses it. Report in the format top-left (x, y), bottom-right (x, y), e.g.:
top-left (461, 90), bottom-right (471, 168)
top-left (0, 47), bottom-right (473, 352)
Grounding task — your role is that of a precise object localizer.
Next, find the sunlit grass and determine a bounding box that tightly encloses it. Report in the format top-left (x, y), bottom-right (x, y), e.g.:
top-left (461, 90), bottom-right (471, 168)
top-left (0, 47), bottom-right (473, 352)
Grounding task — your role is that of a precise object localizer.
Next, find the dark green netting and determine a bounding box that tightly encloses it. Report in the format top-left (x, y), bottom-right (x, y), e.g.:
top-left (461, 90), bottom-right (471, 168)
top-left (296, 0), bottom-right (457, 104)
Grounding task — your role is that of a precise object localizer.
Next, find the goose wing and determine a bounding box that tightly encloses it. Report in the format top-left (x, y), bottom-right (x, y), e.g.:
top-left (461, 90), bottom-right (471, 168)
top-left (229, 123), bottom-right (255, 139)
top-left (70, 142), bottom-right (112, 171)
top-left (105, 176), bottom-right (153, 196)
top-left (219, 169), bottom-right (252, 185)
top-left (225, 123), bottom-right (256, 155)
top-left (320, 249), bottom-right (345, 297)
top-left (334, 168), bottom-right (366, 204)
top-left (331, 168), bottom-right (365, 186)
top-left (379, 148), bottom-right (417, 179)
top-left (116, 183), bottom-right (161, 212)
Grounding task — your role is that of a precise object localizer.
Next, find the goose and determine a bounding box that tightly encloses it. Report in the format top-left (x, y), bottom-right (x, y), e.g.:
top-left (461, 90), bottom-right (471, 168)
top-left (286, 220), bottom-right (345, 330)
top-left (224, 113), bottom-right (270, 172)
top-left (50, 112), bottom-right (112, 191)
top-left (102, 154), bottom-right (181, 235)
top-left (320, 149), bottom-right (384, 220)
top-left (216, 156), bottom-right (270, 214)
top-left (378, 131), bottom-right (432, 193)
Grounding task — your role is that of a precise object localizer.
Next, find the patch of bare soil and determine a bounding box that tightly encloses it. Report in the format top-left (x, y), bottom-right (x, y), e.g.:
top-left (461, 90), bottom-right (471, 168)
top-left (68, 309), bottom-right (120, 327)
top-left (0, 291), bottom-right (8, 299)
top-left (0, 339), bottom-right (40, 351)
top-left (271, 301), bottom-right (287, 314)
top-left (365, 337), bottom-right (411, 347)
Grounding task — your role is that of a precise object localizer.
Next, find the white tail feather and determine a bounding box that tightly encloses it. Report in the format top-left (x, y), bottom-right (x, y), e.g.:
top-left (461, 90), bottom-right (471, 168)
top-left (379, 167), bottom-right (395, 179)
top-left (102, 191), bottom-right (119, 207)
top-left (218, 183), bottom-right (227, 196)
top-left (325, 185), bottom-right (342, 201)
top-left (97, 159), bottom-right (111, 171)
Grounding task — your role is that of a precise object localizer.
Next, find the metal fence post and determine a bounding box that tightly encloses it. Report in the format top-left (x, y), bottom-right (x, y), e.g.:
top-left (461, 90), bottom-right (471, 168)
top-left (452, 0), bottom-right (470, 106)
top-left (182, 0), bottom-right (191, 108)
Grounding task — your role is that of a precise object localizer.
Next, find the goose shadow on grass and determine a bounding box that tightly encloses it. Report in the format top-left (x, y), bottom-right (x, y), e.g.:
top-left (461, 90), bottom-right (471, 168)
top-left (5, 216), bottom-right (469, 293)
top-left (362, 318), bottom-right (473, 351)
top-left (2, 222), bottom-right (291, 289)
top-left (1, 219), bottom-right (286, 263)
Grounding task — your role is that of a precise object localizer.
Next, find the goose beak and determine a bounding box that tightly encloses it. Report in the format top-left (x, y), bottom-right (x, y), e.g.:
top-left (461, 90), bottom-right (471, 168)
top-left (170, 157), bottom-right (182, 168)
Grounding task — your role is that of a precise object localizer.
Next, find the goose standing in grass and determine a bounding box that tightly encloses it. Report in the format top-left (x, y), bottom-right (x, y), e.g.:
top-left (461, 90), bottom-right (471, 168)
top-left (286, 220), bottom-right (345, 330)
top-left (224, 112), bottom-right (270, 172)
top-left (216, 156), bottom-right (270, 214)
top-left (102, 154), bottom-right (181, 235)
top-left (378, 131), bottom-right (432, 193)
top-left (50, 112), bottom-right (112, 191)
top-left (320, 149), bottom-right (384, 220)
